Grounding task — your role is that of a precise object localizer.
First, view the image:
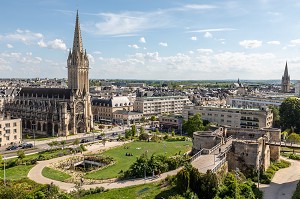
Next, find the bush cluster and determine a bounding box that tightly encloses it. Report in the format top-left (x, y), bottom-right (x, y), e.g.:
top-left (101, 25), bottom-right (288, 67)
top-left (122, 153), bottom-right (187, 179)
top-left (289, 153), bottom-right (300, 160)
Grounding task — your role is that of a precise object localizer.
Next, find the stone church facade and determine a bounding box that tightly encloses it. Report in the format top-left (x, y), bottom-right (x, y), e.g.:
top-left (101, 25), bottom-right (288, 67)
top-left (4, 11), bottom-right (92, 136)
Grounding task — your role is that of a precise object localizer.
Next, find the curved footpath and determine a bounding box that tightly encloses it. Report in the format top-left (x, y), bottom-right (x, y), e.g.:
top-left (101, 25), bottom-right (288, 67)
top-left (28, 141), bottom-right (179, 192)
top-left (260, 157), bottom-right (300, 199)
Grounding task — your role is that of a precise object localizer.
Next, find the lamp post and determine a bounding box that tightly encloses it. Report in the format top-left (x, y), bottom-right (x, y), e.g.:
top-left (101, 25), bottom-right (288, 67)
top-left (3, 156), bottom-right (6, 186)
top-left (32, 123), bottom-right (36, 147)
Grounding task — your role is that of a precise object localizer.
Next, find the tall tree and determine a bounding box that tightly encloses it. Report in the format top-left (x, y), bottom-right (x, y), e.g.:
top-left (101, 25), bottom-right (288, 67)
top-left (269, 105), bottom-right (280, 128)
top-left (279, 97), bottom-right (300, 132)
top-left (182, 113), bottom-right (205, 136)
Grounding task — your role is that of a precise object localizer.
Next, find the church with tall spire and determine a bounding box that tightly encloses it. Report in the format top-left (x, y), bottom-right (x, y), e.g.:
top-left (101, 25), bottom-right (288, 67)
top-left (281, 61), bottom-right (291, 93)
top-left (4, 11), bottom-right (92, 137)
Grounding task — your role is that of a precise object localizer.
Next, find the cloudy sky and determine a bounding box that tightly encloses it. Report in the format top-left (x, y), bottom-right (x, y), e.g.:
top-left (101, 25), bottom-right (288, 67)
top-left (1, 0), bottom-right (300, 80)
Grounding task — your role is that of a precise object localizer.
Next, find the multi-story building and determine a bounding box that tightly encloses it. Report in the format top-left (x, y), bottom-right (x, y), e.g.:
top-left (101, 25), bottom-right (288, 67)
top-left (159, 115), bottom-right (183, 134)
top-left (91, 96), bottom-right (133, 123)
top-left (133, 96), bottom-right (192, 116)
top-left (183, 105), bottom-right (273, 129)
top-left (227, 96), bottom-right (283, 108)
top-left (5, 11), bottom-right (92, 136)
top-left (113, 110), bottom-right (143, 125)
top-left (0, 116), bottom-right (22, 146)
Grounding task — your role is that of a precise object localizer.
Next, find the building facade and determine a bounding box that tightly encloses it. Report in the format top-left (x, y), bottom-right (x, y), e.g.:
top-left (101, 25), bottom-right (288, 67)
top-left (0, 116), bottom-right (22, 146)
top-left (5, 11), bottom-right (92, 136)
top-left (227, 96), bottom-right (283, 108)
top-left (91, 96), bottom-right (133, 123)
top-left (183, 105), bottom-right (273, 129)
top-left (133, 96), bottom-right (192, 116)
top-left (281, 62), bottom-right (291, 93)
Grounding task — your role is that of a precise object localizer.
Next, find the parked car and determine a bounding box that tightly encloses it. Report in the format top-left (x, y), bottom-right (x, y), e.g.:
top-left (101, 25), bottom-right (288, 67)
top-left (112, 132), bottom-right (118, 136)
top-left (96, 135), bottom-right (103, 140)
top-left (20, 143), bottom-right (33, 149)
top-left (6, 145), bottom-right (18, 150)
top-left (80, 139), bottom-right (90, 143)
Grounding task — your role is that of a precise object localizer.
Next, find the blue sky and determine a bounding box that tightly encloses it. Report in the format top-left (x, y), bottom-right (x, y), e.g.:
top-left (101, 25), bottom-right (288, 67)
top-left (1, 0), bottom-right (300, 80)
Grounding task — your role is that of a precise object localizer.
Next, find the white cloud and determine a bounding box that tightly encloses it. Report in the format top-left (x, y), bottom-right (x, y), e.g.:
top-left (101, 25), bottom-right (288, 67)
top-left (239, 40), bottom-right (262, 48)
top-left (189, 51), bottom-right (194, 54)
top-left (93, 51), bottom-right (102, 54)
top-left (204, 32), bottom-right (213, 38)
top-left (190, 36), bottom-right (197, 41)
top-left (6, 44), bottom-right (13, 48)
top-left (159, 42), bottom-right (168, 47)
top-left (5, 29), bottom-right (44, 44)
top-left (188, 28), bottom-right (236, 33)
top-left (128, 44), bottom-right (140, 49)
top-left (139, 37), bottom-right (146, 43)
top-left (183, 4), bottom-right (217, 10)
top-left (267, 40), bottom-right (280, 45)
top-left (37, 40), bottom-right (47, 48)
top-left (47, 39), bottom-right (67, 50)
top-left (290, 39), bottom-right (300, 45)
top-left (87, 54), bottom-right (95, 63)
top-left (197, 48), bottom-right (214, 54)
top-left (84, 11), bottom-right (170, 36)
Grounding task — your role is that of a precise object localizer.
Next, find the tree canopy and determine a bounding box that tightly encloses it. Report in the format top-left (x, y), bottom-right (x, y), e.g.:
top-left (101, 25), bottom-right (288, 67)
top-left (182, 113), bottom-right (205, 136)
top-left (279, 97), bottom-right (300, 132)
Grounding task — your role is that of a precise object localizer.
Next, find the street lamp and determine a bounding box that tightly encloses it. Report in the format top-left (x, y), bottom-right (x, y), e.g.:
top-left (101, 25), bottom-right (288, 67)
top-left (32, 123), bottom-right (36, 147)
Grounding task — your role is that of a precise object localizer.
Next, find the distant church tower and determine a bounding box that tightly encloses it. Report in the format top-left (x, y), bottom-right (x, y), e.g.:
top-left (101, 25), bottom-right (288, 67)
top-left (281, 61), bottom-right (290, 93)
top-left (67, 11), bottom-right (89, 93)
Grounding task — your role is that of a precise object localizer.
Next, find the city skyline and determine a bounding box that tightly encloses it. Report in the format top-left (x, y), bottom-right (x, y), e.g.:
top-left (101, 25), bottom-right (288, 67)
top-left (1, 0), bottom-right (300, 80)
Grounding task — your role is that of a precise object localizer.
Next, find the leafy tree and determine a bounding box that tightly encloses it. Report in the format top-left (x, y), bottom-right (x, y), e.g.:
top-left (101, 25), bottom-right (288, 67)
top-left (139, 133), bottom-right (149, 141)
top-left (199, 170), bottom-right (218, 199)
top-left (131, 125), bottom-right (137, 137)
top-left (150, 116), bottom-right (157, 121)
top-left (269, 105), bottom-right (280, 128)
top-left (176, 168), bottom-right (190, 193)
top-left (60, 140), bottom-right (66, 150)
top-left (182, 113), bottom-right (205, 136)
top-left (141, 116), bottom-right (146, 123)
top-left (73, 138), bottom-right (80, 146)
top-left (17, 150), bottom-right (25, 163)
top-left (125, 129), bottom-right (131, 139)
top-left (140, 126), bottom-right (145, 134)
top-left (280, 97), bottom-right (300, 132)
top-left (287, 133), bottom-right (300, 144)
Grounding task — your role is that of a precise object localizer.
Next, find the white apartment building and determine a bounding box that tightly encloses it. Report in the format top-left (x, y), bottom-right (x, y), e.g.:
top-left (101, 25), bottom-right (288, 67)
top-left (227, 96), bottom-right (284, 108)
top-left (134, 96), bottom-right (192, 116)
top-left (295, 81), bottom-right (300, 96)
top-left (0, 116), bottom-right (22, 146)
top-left (183, 105), bottom-right (273, 129)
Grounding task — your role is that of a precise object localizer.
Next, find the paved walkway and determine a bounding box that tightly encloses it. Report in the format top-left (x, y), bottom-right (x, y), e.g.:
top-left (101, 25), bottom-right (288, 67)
top-left (192, 139), bottom-right (233, 173)
top-left (27, 141), bottom-right (177, 192)
top-left (260, 157), bottom-right (300, 199)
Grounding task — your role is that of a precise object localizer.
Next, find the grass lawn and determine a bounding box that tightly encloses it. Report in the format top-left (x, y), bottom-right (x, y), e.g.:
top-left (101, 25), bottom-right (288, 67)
top-left (0, 165), bottom-right (34, 180)
top-left (84, 140), bottom-right (191, 180)
top-left (42, 167), bottom-right (71, 182)
top-left (81, 181), bottom-right (179, 199)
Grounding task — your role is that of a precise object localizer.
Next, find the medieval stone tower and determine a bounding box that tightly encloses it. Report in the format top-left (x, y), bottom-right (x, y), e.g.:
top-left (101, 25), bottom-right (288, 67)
top-left (67, 11), bottom-right (89, 93)
top-left (67, 11), bottom-right (92, 134)
top-left (281, 61), bottom-right (290, 93)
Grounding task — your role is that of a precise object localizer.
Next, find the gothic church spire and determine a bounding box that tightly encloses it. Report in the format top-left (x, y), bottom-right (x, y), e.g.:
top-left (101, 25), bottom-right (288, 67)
top-left (73, 10), bottom-right (83, 53)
